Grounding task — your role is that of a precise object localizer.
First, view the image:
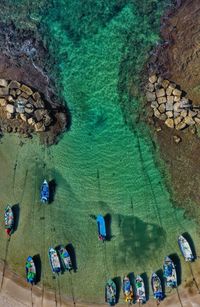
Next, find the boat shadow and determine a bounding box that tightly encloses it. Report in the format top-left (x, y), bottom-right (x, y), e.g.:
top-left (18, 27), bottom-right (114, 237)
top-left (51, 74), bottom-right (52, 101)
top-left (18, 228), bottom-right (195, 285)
top-left (48, 179), bottom-right (57, 204)
top-left (104, 213), bottom-right (112, 241)
top-left (113, 276), bottom-right (121, 304)
top-left (32, 254), bottom-right (41, 284)
top-left (12, 204), bottom-right (20, 233)
top-left (156, 269), bottom-right (166, 299)
top-left (182, 232), bottom-right (197, 260)
top-left (66, 243), bottom-right (77, 273)
top-left (141, 272), bottom-right (149, 301)
top-left (169, 253), bottom-right (181, 286)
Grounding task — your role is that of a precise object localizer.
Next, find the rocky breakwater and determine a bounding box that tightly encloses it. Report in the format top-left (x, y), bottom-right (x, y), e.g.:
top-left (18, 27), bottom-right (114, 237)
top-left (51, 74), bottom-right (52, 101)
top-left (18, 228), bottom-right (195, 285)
top-left (0, 78), bottom-right (68, 144)
top-left (146, 74), bottom-right (200, 132)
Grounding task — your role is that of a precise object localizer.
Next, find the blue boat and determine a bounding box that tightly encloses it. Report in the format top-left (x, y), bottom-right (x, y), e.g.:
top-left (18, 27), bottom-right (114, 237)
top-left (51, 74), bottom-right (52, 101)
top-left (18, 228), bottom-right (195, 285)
top-left (40, 180), bottom-right (49, 203)
top-left (96, 215), bottom-right (106, 241)
top-left (163, 256), bottom-right (177, 288)
top-left (26, 256), bottom-right (36, 284)
top-left (151, 272), bottom-right (164, 304)
top-left (48, 247), bottom-right (61, 274)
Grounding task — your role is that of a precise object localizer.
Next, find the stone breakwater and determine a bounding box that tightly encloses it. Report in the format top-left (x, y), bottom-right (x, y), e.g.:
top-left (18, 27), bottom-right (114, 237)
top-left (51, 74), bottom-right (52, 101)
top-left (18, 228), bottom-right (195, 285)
top-left (146, 74), bottom-right (200, 131)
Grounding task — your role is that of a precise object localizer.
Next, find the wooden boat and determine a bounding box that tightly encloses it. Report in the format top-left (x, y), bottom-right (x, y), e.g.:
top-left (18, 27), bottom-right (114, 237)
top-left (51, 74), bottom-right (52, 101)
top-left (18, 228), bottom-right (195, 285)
top-left (151, 272), bottom-right (164, 304)
top-left (178, 235), bottom-right (194, 262)
top-left (105, 279), bottom-right (116, 306)
top-left (58, 245), bottom-right (72, 271)
top-left (4, 205), bottom-right (14, 236)
top-left (135, 275), bottom-right (146, 304)
top-left (163, 256), bottom-right (177, 288)
top-left (48, 247), bottom-right (61, 274)
top-left (40, 179), bottom-right (49, 203)
top-left (26, 256), bottom-right (36, 284)
top-left (123, 276), bottom-right (133, 304)
top-left (96, 214), bottom-right (106, 241)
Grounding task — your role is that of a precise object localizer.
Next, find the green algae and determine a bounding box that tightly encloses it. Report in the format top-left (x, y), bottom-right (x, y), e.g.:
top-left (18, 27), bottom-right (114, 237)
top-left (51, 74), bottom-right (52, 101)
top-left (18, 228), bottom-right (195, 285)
top-left (0, 0), bottom-right (199, 304)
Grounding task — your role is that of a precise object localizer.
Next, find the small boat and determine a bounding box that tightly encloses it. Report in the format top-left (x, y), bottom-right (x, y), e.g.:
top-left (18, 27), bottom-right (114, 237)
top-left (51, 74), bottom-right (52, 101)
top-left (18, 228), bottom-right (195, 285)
top-left (96, 214), bottom-right (106, 241)
top-left (135, 275), bottom-right (146, 304)
top-left (123, 276), bottom-right (133, 304)
top-left (48, 247), bottom-right (61, 274)
top-left (163, 256), bottom-right (177, 288)
top-left (105, 279), bottom-right (116, 306)
top-left (58, 245), bottom-right (72, 271)
top-left (4, 205), bottom-right (14, 236)
top-left (178, 235), bottom-right (194, 262)
top-left (40, 180), bottom-right (49, 203)
top-left (26, 256), bottom-right (36, 284)
top-left (151, 273), bottom-right (164, 304)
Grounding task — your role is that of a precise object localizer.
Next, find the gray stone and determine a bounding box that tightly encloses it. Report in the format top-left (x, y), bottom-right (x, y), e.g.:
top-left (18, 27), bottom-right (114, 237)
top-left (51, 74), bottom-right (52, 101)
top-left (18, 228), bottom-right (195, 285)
top-left (32, 92), bottom-right (41, 101)
top-left (9, 80), bottom-right (21, 89)
top-left (168, 83), bottom-right (176, 90)
top-left (165, 118), bottom-right (174, 128)
top-left (149, 75), bottom-right (157, 84)
top-left (160, 114), bottom-right (167, 121)
top-left (20, 114), bottom-right (27, 122)
top-left (157, 76), bottom-right (163, 84)
top-left (180, 97), bottom-right (190, 108)
top-left (43, 114), bottom-right (52, 127)
top-left (194, 117), bottom-right (200, 124)
top-left (174, 111), bottom-right (180, 118)
top-left (0, 79), bottom-right (8, 87)
top-left (7, 96), bottom-right (14, 103)
top-left (156, 88), bottom-right (165, 98)
top-left (158, 97), bottom-right (167, 104)
top-left (167, 96), bottom-right (174, 104)
top-left (173, 102), bottom-right (181, 112)
top-left (146, 91), bottom-right (156, 102)
top-left (6, 104), bottom-right (15, 113)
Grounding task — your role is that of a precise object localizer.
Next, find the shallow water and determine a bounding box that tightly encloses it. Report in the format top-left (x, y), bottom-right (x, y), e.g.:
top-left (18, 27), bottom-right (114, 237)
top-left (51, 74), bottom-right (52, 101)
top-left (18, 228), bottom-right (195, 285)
top-left (0, 0), bottom-right (199, 304)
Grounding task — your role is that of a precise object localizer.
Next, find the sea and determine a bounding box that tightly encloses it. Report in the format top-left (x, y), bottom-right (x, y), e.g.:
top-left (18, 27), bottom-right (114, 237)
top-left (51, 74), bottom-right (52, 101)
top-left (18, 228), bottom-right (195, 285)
top-left (0, 0), bottom-right (199, 304)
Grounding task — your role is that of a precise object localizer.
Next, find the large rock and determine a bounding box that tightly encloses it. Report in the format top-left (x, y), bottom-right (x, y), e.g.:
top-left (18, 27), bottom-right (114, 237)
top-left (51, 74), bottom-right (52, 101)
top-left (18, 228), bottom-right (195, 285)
top-left (166, 87), bottom-right (173, 96)
top-left (6, 104), bottom-right (15, 113)
top-left (0, 87), bottom-right (9, 97)
top-left (154, 109), bottom-right (161, 118)
top-left (146, 83), bottom-right (155, 92)
top-left (161, 79), bottom-right (170, 89)
top-left (34, 122), bottom-right (45, 132)
top-left (165, 118), bottom-right (174, 128)
top-left (158, 97), bottom-right (167, 104)
top-left (180, 110), bottom-right (187, 117)
top-left (176, 121), bottom-right (186, 130)
top-left (34, 109), bottom-right (44, 122)
top-left (174, 96), bottom-right (180, 102)
top-left (166, 111), bottom-right (173, 118)
top-left (174, 116), bottom-right (182, 126)
top-left (20, 84), bottom-right (33, 96)
top-left (33, 99), bottom-right (45, 109)
top-left (167, 96), bottom-right (174, 103)
top-left (180, 97), bottom-right (190, 108)
top-left (156, 88), bottom-right (165, 98)
top-left (172, 89), bottom-right (182, 96)
top-left (166, 102), bottom-right (173, 111)
top-left (25, 104), bottom-right (34, 114)
top-left (20, 114), bottom-right (27, 122)
top-left (9, 80), bottom-right (21, 89)
top-left (146, 91), bottom-right (156, 102)
top-left (0, 98), bottom-right (6, 107)
top-left (184, 116), bottom-right (195, 126)
top-left (28, 117), bottom-right (35, 126)
top-left (0, 79), bottom-right (8, 87)
top-left (151, 101), bottom-right (158, 108)
top-left (149, 75), bottom-right (157, 84)
top-left (158, 104), bottom-right (165, 113)
top-left (43, 114), bottom-right (52, 127)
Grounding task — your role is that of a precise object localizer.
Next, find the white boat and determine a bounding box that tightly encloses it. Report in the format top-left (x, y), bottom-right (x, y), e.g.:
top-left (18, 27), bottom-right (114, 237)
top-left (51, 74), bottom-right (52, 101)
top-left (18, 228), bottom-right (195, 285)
top-left (178, 235), bottom-right (194, 262)
top-left (135, 275), bottom-right (146, 304)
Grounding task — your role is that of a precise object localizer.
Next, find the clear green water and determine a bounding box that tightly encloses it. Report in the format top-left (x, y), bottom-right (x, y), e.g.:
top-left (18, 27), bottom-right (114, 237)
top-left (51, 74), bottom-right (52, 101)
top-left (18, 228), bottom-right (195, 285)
top-left (0, 0), bottom-right (199, 304)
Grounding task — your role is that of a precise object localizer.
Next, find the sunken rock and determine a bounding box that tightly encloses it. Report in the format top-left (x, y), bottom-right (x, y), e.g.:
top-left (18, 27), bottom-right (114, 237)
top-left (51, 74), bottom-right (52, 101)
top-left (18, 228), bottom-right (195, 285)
top-left (20, 84), bottom-right (33, 96)
top-left (34, 122), bottom-right (45, 132)
top-left (0, 79), bottom-right (8, 87)
top-left (9, 81), bottom-right (21, 89)
top-left (156, 88), bottom-right (165, 98)
top-left (6, 104), bottom-right (15, 113)
top-left (173, 135), bottom-right (181, 144)
top-left (146, 91), bottom-right (156, 102)
top-left (158, 97), bottom-right (167, 104)
top-left (172, 89), bottom-right (182, 96)
top-left (0, 87), bottom-right (9, 97)
top-left (165, 118), bottom-right (174, 129)
top-left (184, 116), bottom-right (195, 126)
top-left (149, 75), bottom-right (157, 84)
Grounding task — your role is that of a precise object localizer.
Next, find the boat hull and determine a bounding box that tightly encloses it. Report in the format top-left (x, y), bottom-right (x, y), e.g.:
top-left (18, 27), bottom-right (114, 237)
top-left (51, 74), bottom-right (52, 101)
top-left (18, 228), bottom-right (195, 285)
top-left (26, 256), bottom-right (36, 284)
top-left (4, 205), bottom-right (14, 236)
top-left (96, 215), bottom-right (106, 241)
top-left (48, 248), bottom-right (61, 274)
top-left (105, 279), bottom-right (116, 306)
top-left (58, 246), bottom-right (72, 271)
top-left (151, 273), bottom-right (164, 302)
top-left (123, 276), bottom-right (133, 303)
top-left (135, 275), bottom-right (146, 304)
top-left (40, 180), bottom-right (49, 203)
top-left (178, 235), bottom-right (194, 262)
top-left (163, 256), bottom-right (177, 288)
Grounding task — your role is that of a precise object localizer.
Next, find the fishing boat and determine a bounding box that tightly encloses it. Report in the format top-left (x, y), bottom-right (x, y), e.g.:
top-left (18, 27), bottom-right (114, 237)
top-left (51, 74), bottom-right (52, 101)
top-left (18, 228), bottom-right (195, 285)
top-left (96, 214), bottom-right (106, 241)
top-left (123, 276), bottom-right (133, 304)
top-left (163, 256), bottom-right (177, 288)
top-left (4, 205), bottom-right (14, 236)
top-left (26, 256), bottom-right (36, 284)
top-left (178, 235), bottom-right (194, 262)
top-left (135, 275), bottom-right (146, 304)
top-left (57, 245), bottom-right (72, 271)
top-left (40, 179), bottom-right (49, 203)
top-left (105, 279), bottom-right (116, 306)
top-left (151, 273), bottom-right (164, 304)
top-left (48, 247), bottom-right (61, 274)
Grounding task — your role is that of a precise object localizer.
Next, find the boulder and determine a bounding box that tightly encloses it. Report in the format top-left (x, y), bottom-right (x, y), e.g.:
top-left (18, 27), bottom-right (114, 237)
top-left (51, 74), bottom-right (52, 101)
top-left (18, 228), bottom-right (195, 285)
top-left (184, 116), bottom-right (195, 126)
top-left (174, 96), bottom-right (180, 102)
top-left (149, 75), bottom-right (157, 84)
top-left (176, 121), bottom-right (187, 130)
top-left (158, 97), bottom-right (167, 104)
top-left (16, 89), bottom-right (21, 96)
top-left (194, 117), bottom-right (200, 124)
top-left (151, 101), bottom-right (158, 108)
top-left (0, 79), bottom-right (8, 87)
top-left (180, 110), bottom-right (187, 118)
top-left (166, 87), bottom-right (173, 96)
top-left (25, 104), bottom-right (34, 114)
top-left (34, 109), bottom-right (44, 122)
top-left (34, 122), bottom-right (45, 132)
top-left (172, 89), bottom-right (182, 96)
top-left (160, 114), bottom-right (167, 121)
top-left (0, 87), bottom-right (9, 97)
top-left (167, 96), bottom-right (174, 104)
top-left (146, 83), bottom-right (155, 92)
top-left (180, 97), bottom-right (190, 108)
top-left (156, 88), bottom-right (165, 98)
top-left (154, 109), bottom-right (161, 118)
top-left (173, 135), bottom-right (181, 144)
top-left (158, 104), bottom-right (165, 113)
top-left (0, 98), bottom-right (7, 107)
top-left (157, 76), bottom-right (163, 84)
top-left (173, 102), bottom-right (181, 112)
top-left (10, 90), bottom-right (17, 98)
top-left (7, 96), bottom-right (14, 103)
top-left (20, 114), bottom-right (27, 122)
top-left (188, 110), bottom-right (197, 117)
top-left (6, 104), bottom-right (15, 113)
top-left (20, 84), bottom-right (33, 96)
top-left (174, 116), bottom-right (182, 126)
top-left (166, 102), bottom-right (173, 111)
top-left (165, 118), bottom-right (174, 128)
top-left (161, 79), bottom-right (170, 89)
top-left (146, 91), bottom-right (156, 102)
top-left (32, 92), bottom-right (41, 101)
top-left (28, 117), bottom-right (35, 126)
top-left (166, 111), bottom-right (173, 118)
top-left (9, 80), bottom-right (21, 89)
top-left (43, 114), bottom-right (52, 127)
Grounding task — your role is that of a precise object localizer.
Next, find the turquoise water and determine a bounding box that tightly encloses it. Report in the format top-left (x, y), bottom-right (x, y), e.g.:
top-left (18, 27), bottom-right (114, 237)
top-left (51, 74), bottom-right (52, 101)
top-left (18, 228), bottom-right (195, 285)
top-left (0, 0), bottom-right (199, 304)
